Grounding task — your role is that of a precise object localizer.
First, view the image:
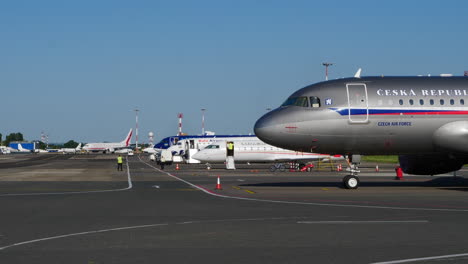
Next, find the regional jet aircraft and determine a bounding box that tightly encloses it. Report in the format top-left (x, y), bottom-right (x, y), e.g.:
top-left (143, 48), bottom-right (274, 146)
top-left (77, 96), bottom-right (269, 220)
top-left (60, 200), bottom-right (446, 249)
top-left (192, 137), bottom-right (343, 164)
top-left (59, 143), bottom-right (82, 154)
top-left (254, 72), bottom-right (468, 189)
top-left (82, 129), bottom-right (132, 153)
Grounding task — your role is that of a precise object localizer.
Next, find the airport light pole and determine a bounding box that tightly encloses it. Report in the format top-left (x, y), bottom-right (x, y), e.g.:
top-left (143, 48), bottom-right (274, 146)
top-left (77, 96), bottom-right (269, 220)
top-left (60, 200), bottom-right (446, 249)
top-left (201, 108), bottom-right (206, 135)
top-left (134, 108), bottom-right (139, 152)
top-left (322, 62), bottom-right (334, 81)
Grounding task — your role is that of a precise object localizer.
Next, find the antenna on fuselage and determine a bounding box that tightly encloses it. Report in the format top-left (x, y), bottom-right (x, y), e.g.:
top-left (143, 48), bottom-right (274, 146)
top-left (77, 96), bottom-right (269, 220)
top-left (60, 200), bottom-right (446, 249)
top-left (354, 68), bottom-right (362, 78)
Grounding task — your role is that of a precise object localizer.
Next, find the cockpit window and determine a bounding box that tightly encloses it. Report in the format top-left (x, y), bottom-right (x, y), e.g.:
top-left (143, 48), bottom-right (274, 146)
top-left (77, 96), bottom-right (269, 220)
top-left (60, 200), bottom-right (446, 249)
top-left (310, 96), bottom-right (321, 108)
top-left (281, 96), bottom-right (309, 107)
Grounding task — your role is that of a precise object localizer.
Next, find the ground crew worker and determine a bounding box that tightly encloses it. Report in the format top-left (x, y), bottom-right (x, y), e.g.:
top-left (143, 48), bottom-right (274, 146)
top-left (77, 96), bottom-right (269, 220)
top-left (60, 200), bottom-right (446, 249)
top-left (160, 154), bottom-right (166, 170)
top-left (117, 155), bottom-right (123, 171)
top-left (227, 142), bottom-right (234, 156)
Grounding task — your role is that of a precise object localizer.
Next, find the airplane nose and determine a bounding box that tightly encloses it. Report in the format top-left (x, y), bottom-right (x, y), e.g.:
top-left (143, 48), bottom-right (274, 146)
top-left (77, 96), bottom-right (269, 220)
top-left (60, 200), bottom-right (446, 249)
top-left (192, 152), bottom-right (202, 160)
top-left (254, 110), bottom-right (282, 144)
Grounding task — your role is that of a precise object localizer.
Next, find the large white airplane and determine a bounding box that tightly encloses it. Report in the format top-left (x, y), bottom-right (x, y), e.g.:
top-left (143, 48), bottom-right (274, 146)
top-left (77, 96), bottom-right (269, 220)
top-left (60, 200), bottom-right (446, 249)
top-left (192, 137), bottom-right (343, 164)
top-left (82, 129), bottom-right (133, 153)
top-left (59, 143), bottom-right (82, 154)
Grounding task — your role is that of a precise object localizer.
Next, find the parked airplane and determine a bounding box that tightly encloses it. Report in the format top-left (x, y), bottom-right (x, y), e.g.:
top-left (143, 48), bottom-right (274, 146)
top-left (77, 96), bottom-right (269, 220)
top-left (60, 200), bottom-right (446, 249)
top-left (192, 137), bottom-right (343, 164)
top-left (59, 143), bottom-right (82, 154)
top-left (142, 147), bottom-right (158, 154)
top-left (82, 129), bottom-right (133, 153)
top-left (254, 72), bottom-right (468, 188)
top-left (114, 148), bottom-right (134, 155)
top-left (153, 135), bottom-right (255, 152)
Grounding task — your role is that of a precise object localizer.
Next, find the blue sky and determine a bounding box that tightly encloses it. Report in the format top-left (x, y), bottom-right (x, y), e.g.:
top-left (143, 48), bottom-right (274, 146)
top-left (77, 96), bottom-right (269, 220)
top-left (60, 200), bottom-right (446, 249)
top-left (1, 0), bottom-right (467, 143)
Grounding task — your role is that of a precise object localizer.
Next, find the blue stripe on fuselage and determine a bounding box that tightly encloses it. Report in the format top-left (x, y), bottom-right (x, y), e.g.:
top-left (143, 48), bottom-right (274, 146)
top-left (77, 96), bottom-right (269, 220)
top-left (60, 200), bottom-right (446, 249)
top-left (329, 108), bottom-right (467, 116)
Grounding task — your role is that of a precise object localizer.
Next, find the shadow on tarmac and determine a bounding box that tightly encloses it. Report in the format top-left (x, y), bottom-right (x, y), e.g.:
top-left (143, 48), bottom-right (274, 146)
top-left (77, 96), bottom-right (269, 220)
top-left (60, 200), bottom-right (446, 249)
top-left (240, 176), bottom-right (468, 190)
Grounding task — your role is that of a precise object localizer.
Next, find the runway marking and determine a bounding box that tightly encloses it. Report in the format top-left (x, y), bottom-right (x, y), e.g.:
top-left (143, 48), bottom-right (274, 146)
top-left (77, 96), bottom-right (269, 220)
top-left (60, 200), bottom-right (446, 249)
top-left (0, 216), bottom-right (333, 251)
top-left (297, 220), bottom-right (428, 224)
top-left (138, 157), bottom-right (468, 212)
top-left (0, 223), bottom-right (169, 251)
top-left (371, 252), bottom-right (468, 264)
top-left (231, 185), bottom-right (255, 194)
top-left (0, 158), bottom-right (133, 197)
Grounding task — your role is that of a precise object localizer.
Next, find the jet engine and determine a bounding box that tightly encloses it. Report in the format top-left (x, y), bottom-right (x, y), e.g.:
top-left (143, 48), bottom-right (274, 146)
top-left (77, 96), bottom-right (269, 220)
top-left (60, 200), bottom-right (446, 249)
top-left (433, 121), bottom-right (468, 153)
top-left (399, 154), bottom-right (466, 175)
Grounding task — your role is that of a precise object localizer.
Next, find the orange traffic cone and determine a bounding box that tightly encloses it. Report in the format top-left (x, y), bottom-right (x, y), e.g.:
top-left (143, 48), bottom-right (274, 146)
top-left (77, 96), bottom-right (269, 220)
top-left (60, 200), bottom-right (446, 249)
top-left (215, 176), bottom-right (222, 190)
top-left (176, 164), bottom-right (180, 170)
top-left (375, 165), bottom-right (379, 172)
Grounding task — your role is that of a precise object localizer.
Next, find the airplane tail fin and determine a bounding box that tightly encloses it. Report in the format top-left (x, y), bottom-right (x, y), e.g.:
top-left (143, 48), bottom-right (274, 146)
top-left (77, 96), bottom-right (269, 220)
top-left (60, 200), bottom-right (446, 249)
top-left (122, 129), bottom-right (133, 147)
top-left (76, 143), bottom-right (82, 150)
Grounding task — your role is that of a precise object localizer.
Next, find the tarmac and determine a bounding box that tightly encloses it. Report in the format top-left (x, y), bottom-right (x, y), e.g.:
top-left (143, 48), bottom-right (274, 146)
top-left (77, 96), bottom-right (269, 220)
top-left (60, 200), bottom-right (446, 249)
top-left (1, 154), bottom-right (468, 263)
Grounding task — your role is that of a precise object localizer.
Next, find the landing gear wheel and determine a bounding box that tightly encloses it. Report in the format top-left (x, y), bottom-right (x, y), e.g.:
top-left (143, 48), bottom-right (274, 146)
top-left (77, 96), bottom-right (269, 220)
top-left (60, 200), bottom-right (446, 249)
top-left (343, 175), bottom-right (359, 189)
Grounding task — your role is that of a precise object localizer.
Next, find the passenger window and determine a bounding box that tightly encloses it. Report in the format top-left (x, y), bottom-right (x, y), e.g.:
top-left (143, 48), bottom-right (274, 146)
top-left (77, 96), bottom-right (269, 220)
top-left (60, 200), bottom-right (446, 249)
top-left (430, 99), bottom-right (434, 105)
top-left (440, 99), bottom-right (445, 105)
top-left (409, 99), bottom-right (414, 105)
top-left (377, 99), bottom-right (383, 106)
top-left (461, 99), bottom-right (465, 105)
top-left (310, 96), bottom-right (321, 108)
top-left (450, 99), bottom-right (455, 105)
top-left (388, 99), bottom-right (393, 105)
top-left (419, 99), bottom-right (424, 105)
top-left (399, 99), bottom-right (403, 105)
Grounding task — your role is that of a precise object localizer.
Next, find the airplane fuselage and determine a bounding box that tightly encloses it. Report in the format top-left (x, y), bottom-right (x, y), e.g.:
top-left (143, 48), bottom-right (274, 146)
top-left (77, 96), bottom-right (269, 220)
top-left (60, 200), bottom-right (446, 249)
top-left (193, 137), bottom-right (341, 163)
top-left (255, 76), bottom-right (468, 156)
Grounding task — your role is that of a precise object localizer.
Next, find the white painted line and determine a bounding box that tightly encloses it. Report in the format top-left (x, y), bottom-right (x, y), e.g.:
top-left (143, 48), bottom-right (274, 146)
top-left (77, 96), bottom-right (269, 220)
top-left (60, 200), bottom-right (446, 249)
top-left (371, 252), bottom-right (468, 264)
top-left (138, 157), bottom-right (468, 212)
top-left (0, 223), bottom-right (169, 251)
top-left (0, 157), bottom-right (133, 197)
top-left (0, 216), bottom-right (331, 251)
top-left (152, 185), bottom-right (160, 189)
top-left (297, 220), bottom-right (429, 224)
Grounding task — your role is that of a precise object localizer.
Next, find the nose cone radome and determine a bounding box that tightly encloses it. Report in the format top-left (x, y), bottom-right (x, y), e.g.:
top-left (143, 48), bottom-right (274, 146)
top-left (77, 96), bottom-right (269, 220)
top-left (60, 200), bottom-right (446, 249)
top-left (192, 151), bottom-right (204, 161)
top-left (254, 111), bottom-right (283, 145)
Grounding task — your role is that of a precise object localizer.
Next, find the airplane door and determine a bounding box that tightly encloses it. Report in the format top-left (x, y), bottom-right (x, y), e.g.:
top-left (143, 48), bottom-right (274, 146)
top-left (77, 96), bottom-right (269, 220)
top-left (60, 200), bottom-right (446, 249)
top-left (346, 83), bottom-right (369, 123)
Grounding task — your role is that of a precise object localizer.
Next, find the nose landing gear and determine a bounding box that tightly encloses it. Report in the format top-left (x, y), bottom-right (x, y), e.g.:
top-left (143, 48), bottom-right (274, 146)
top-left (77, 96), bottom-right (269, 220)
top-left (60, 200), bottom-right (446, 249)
top-left (343, 154), bottom-right (361, 189)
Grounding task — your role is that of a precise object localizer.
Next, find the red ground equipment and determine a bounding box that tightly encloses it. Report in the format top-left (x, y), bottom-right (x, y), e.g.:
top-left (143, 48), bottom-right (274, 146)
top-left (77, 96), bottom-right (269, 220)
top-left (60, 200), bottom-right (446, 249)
top-left (300, 164), bottom-right (315, 172)
top-left (395, 166), bottom-right (403, 180)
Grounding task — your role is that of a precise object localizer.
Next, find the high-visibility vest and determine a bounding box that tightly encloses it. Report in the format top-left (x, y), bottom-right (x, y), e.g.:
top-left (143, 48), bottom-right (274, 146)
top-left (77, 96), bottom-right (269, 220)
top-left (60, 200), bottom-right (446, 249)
top-left (227, 143), bottom-right (234, 150)
top-left (117, 156), bottom-right (123, 163)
